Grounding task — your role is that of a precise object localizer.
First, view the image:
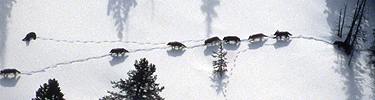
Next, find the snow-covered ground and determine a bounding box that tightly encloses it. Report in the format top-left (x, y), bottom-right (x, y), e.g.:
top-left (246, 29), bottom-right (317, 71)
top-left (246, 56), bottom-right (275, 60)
top-left (0, 0), bottom-right (374, 99)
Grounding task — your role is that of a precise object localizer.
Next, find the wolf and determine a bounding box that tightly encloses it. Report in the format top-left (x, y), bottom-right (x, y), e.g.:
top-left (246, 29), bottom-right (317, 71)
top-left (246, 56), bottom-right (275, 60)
top-left (274, 30), bottom-right (292, 39)
top-left (223, 36), bottom-right (241, 44)
top-left (1, 69), bottom-right (21, 76)
top-left (110, 48), bottom-right (129, 56)
top-left (22, 32), bottom-right (37, 41)
top-left (204, 36), bottom-right (221, 46)
top-left (333, 41), bottom-right (351, 54)
top-left (248, 33), bottom-right (268, 42)
top-left (167, 41), bottom-right (186, 49)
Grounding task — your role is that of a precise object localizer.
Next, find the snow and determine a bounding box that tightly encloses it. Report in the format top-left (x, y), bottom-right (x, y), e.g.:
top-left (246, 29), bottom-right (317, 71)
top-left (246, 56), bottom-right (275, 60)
top-left (0, 0), bottom-right (374, 100)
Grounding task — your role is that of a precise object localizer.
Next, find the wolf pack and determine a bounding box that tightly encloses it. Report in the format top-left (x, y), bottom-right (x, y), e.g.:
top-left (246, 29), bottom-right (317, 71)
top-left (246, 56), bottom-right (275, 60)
top-left (1, 30), bottom-right (345, 77)
top-left (109, 30), bottom-right (292, 56)
top-left (165, 30), bottom-right (292, 49)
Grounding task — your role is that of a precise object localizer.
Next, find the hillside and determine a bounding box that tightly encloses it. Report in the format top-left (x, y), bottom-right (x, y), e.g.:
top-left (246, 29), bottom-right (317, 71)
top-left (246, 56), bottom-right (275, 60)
top-left (1, 0), bottom-right (374, 99)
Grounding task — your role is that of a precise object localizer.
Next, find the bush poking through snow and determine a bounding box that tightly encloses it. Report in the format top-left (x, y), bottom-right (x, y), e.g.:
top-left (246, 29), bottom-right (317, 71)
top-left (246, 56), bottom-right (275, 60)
top-left (32, 79), bottom-right (65, 100)
top-left (102, 58), bottom-right (164, 100)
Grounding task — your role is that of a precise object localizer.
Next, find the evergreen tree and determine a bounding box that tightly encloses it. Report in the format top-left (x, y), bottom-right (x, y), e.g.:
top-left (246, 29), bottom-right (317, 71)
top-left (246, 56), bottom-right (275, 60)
top-left (211, 43), bottom-right (228, 77)
top-left (32, 78), bottom-right (65, 100)
top-left (102, 58), bottom-right (164, 100)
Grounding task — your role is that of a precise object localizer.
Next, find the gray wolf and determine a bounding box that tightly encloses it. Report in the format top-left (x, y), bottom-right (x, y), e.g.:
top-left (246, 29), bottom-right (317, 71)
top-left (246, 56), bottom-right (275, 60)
top-left (204, 36), bottom-right (221, 46)
top-left (274, 30), bottom-right (292, 39)
top-left (110, 48), bottom-right (129, 56)
top-left (1, 69), bottom-right (21, 76)
top-left (223, 36), bottom-right (240, 44)
top-left (248, 33), bottom-right (268, 42)
top-left (22, 32), bottom-right (37, 41)
top-left (167, 41), bottom-right (186, 49)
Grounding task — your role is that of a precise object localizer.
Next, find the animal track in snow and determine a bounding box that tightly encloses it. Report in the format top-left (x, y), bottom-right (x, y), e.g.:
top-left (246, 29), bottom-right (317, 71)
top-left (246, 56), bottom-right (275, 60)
top-left (37, 37), bottom-right (205, 46)
top-left (20, 54), bottom-right (110, 75)
top-left (291, 35), bottom-right (333, 45)
top-left (24, 35), bottom-right (331, 76)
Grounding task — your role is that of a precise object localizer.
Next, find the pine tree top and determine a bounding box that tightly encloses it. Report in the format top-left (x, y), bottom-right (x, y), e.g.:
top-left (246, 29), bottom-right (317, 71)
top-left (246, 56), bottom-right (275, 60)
top-left (33, 78), bottom-right (65, 100)
top-left (103, 58), bottom-right (164, 100)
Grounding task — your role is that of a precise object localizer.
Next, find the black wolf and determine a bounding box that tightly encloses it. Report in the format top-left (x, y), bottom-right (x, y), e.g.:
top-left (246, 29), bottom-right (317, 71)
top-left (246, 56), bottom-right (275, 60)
top-left (248, 33), bottom-right (268, 42)
top-left (110, 48), bottom-right (129, 56)
top-left (333, 41), bottom-right (351, 54)
top-left (274, 30), bottom-right (292, 39)
top-left (223, 36), bottom-right (241, 44)
top-left (1, 69), bottom-right (21, 76)
top-left (204, 36), bottom-right (221, 46)
top-left (167, 41), bottom-right (186, 49)
top-left (22, 32), bottom-right (37, 41)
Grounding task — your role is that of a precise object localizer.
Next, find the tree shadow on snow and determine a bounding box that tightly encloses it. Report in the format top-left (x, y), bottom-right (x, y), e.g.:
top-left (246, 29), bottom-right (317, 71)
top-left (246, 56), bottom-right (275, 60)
top-left (0, 0), bottom-right (16, 68)
top-left (0, 76), bottom-right (21, 87)
top-left (166, 49), bottom-right (186, 57)
top-left (333, 48), bottom-right (364, 100)
top-left (201, 0), bottom-right (220, 37)
top-left (272, 39), bottom-right (292, 49)
top-left (107, 0), bottom-right (137, 40)
top-left (248, 40), bottom-right (267, 49)
top-left (204, 45), bottom-right (219, 56)
top-left (109, 55), bottom-right (128, 66)
top-left (210, 73), bottom-right (228, 97)
top-left (325, 0), bottom-right (368, 99)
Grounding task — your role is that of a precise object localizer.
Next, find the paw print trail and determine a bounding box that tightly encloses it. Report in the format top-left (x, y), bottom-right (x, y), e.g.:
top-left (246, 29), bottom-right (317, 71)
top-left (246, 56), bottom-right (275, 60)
top-left (37, 37), bottom-right (206, 46)
top-left (230, 35), bottom-right (333, 76)
top-left (19, 39), bottom-right (207, 75)
top-left (20, 54), bottom-right (110, 75)
top-left (291, 35), bottom-right (333, 45)
top-left (26, 35), bottom-right (331, 76)
top-left (37, 37), bottom-right (165, 45)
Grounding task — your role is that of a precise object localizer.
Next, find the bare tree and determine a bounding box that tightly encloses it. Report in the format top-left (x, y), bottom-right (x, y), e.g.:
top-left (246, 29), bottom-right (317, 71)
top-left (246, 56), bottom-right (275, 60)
top-left (337, 5), bottom-right (347, 38)
top-left (347, 0), bottom-right (367, 66)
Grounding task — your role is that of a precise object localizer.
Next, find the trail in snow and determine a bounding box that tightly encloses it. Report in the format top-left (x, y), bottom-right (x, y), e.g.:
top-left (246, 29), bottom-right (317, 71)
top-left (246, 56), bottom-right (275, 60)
top-left (129, 46), bottom-right (169, 53)
top-left (291, 35), bottom-right (332, 45)
top-left (222, 35), bottom-right (334, 99)
top-left (37, 37), bottom-right (205, 45)
top-left (20, 54), bottom-right (110, 75)
top-left (18, 41), bottom-right (206, 75)
top-left (21, 35), bottom-right (331, 77)
top-left (15, 34), bottom-right (338, 100)
top-left (230, 35), bottom-right (334, 80)
top-left (38, 37), bottom-right (164, 45)
top-left (38, 35), bottom-right (330, 46)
